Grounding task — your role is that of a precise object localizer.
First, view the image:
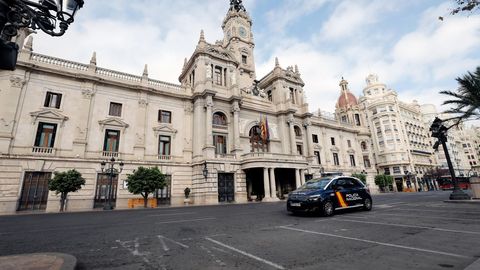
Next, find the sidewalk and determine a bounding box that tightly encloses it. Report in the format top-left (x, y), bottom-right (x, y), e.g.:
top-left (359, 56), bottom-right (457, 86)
top-left (0, 253), bottom-right (76, 270)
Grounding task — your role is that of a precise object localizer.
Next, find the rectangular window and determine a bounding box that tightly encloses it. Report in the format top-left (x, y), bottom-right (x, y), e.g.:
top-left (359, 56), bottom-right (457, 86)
top-left (214, 66), bottom-right (222, 85)
top-left (34, 122), bottom-right (57, 148)
top-left (393, 166), bottom-right (401, 174)
top-left (242, 55), bottom-right (247, 64)
top-left (103, 129), bottom-right (120, 152)
top-left (158, 110), bottom-right (172, 123)
top-left (384, 168), bottom-right (390, 175)
top-left (333, 153), bottom-right (340, 166)
top-left (109, 102), bottom-right (122, 117)
top-left (363, 156), bottom-right (371, 168)
top-left (267, 90), bottom-right (272, 101)
top-left (312, 134), bottom-right (318, 143)
top-left (331, 137), bottom-right (335, 146)
top-left (289, 88), bottom-right (295, 104)
top-left (296, 144), bottom-right (303, 155)
top-left (44, 92), bottom-right (62, 109)
top-left (159, 135), bottom-right (171, 156)
top-left (347, 140), bottom-right (352, 148)
top-left (314, 151), bottom-right (321, 164)
top-left (354, 114), bottom-right (361, 126)
top-left (350, 155), bottom-right (356, 167)
top-left (213, 134), bottom-right (227, 155)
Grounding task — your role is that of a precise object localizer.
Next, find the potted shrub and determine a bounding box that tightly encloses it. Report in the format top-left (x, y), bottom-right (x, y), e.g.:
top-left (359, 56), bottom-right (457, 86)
top-left (184, 187), bottom-right (191, 205)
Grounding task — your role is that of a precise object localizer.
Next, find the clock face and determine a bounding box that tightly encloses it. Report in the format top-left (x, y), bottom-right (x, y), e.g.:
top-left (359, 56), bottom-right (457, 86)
top-left (239, 26), bottom-right (247, 38)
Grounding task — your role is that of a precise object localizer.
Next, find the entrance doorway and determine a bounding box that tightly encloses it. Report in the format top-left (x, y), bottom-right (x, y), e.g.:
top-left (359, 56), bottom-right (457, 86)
top-left (218, 173), bottom-right (235, 203)
top-left (245, 168), bottom-right (265, 201)
top-left (94, 173), bottom-right (118, 208)
top-left (155, 175), bottom-right (171, 206)
top-left (395, 177), bottom-right (404, 192)
top-left (18, 172), bottom-right (51, 211)
top-left (275, 169), bottom-right (296, 199)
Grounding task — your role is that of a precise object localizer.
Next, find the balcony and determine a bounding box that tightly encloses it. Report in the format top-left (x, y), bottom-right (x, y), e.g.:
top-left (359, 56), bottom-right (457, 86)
top-left (241, 152), bottom-right (307, 163)
top-left (157, 155), bottom-right (172, 161)
top-left (102, 151), bottom-right (119, 158)
top-left (32, 147), bottom-right (56, 156)
top-left (215, 153), bottom-right (236, 159)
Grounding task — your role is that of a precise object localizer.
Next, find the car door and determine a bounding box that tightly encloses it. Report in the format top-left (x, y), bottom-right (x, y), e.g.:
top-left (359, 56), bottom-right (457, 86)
top-left (332, 178), bottom-right (350, 209)
top-left (344, 178), bottom-right (364, 206)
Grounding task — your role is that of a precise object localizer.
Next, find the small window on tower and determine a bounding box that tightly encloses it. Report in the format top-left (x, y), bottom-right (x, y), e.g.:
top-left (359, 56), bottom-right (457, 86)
top-left (242, 55), bottom-right (247, 64)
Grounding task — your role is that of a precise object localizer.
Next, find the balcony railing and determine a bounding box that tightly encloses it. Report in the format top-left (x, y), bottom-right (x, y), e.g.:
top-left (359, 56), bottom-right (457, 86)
top-left (157, 155), bottom-right (172, 160)
top-left (102, 151), bottom-right (119, 158)
top-left (32, 147), bottom-right (55, 155)
top-left (215, 154), bottom-right (236, 159)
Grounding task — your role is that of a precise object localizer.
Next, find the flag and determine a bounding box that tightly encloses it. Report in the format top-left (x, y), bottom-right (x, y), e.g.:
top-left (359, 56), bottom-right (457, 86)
top-left (260, 115), bottom-right (270, 142)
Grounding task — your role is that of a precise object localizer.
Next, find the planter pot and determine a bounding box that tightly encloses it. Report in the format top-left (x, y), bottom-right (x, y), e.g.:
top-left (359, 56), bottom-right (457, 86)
top-left (184, 198), bottom-right (191, 205)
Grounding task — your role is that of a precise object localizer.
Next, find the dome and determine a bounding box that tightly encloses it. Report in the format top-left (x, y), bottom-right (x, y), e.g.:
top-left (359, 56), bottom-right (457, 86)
top-left (337, 92), bottom-right (358, 109)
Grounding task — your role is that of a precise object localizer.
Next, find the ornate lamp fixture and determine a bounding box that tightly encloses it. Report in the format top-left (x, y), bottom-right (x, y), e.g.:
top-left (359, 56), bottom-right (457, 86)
top-left (0, 0), bottom-right (84, 70)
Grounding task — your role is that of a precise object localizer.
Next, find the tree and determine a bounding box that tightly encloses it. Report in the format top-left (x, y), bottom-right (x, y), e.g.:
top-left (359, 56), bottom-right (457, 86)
top-left (351, 173), bottom-right (367, 184)
top-left (126, 167), bottom-right (166, 208)
top-left (374, 174), bottom-right (394, 192)
top-left (451, 0), bottom-right (480, 15)
top-left (48, 169), bottom-right (86, 212)
top-left (440, 67), bottom-right (480, 125)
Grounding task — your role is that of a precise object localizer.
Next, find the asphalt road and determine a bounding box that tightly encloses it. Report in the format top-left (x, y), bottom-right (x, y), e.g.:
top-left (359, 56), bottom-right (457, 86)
top-left (0, 191), bottom-right (479, 270)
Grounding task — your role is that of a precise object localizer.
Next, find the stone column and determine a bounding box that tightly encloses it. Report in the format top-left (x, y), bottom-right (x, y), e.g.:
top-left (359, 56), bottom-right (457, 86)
top-left (231, 101), bottom-right (241, 152)
top-left (193, 98), bottom-right (203, 158)
top-left (295, 169), bottom-right (301, 188)
top-left (205, 95), bottom-right (213, 147)
top-left (304, 119), bottom-right (314, 157)
top-left (263, 167), bottom-right (271, 199)
top-left (301, 170), bottom-right (306, 185)
top-left (287, 114), bottom-right (296, 154)
top-left (269, 168), bottom-right (277, 199)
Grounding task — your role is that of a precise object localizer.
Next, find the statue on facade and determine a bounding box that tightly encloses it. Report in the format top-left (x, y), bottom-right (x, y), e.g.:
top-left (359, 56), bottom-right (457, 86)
top-left (230, 0), bottom-right (246, 12)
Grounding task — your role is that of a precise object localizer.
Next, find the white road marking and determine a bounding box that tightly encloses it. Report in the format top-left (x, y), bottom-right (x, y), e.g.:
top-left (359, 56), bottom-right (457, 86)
top-left (158, 236), bottom-right (169, 251)
top-left (157, 235), bottom-right (189, 249)
top-left (116, 238), bottom-right (151, 264)
top-left (278, 226), bottom-right (470, 259)
top-left (332, 218), bottom-right (480, 236)
top-left (155, 217), bottom-right (216, 224)
top-left (372, 213), bottom-right (480, 222)
top-left (205, 237), bottom-right (285, 270)
top-left (390, 208), bottom-right (480, 215)
top-left (148, 212), bottom-right (196, 217)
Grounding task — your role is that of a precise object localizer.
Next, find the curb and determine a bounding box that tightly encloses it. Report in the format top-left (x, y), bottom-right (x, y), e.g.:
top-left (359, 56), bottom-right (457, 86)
top-left (0, 253), bottom-right (77, 270)
top-left (444, 199), bottom-right (480, 204)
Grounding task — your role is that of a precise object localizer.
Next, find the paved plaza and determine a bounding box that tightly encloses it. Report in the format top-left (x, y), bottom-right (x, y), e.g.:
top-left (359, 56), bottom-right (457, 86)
top-left (0, 191), bottom-right (479, 270)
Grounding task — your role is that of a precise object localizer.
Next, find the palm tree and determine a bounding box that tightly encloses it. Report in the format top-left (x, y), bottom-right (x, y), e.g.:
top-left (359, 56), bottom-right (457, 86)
top-left (440, 66), bottom-right (480, 125)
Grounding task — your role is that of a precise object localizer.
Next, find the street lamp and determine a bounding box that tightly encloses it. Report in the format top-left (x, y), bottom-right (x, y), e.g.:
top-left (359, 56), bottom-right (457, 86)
top-left (430, 117), bottom-right (470, 200)
top-left (100, 157), bottom-right (124, 210)
top-left (202, 161), bottom-right (208, 180)
top-left (0, 0), bottom-right (84, 70)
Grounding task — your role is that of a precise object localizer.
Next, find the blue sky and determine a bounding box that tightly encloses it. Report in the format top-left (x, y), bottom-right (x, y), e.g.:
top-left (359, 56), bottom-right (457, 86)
top-left (31, 0), bottom-right (480, 115)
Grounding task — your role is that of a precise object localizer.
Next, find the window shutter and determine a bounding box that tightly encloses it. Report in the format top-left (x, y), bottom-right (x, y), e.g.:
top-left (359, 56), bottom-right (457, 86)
top-left (55, 94), bottom-right (62, 109)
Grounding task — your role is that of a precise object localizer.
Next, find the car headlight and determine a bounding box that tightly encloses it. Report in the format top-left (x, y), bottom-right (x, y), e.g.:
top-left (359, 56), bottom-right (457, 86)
top-left (307, 194), bottom-right (321, 201)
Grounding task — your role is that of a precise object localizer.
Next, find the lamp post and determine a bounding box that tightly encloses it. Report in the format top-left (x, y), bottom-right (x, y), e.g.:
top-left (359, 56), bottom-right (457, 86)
top-left (0, 0), bottom-right (84, 70)
top-left (100, 157), bottom-right (124, 210)
top-left (202, 161), bottom-right (208, 180)
top-left (430, 117), bottom-right (470, 200)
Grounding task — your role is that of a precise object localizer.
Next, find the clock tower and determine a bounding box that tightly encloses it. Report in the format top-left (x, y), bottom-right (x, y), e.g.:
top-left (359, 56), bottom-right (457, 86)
top-left (222, 0), bottom-right (256, 88)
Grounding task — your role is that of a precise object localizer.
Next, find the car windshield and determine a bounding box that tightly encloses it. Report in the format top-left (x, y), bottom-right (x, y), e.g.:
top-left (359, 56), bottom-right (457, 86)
top-left (301, 178), bottom-right (332, 190)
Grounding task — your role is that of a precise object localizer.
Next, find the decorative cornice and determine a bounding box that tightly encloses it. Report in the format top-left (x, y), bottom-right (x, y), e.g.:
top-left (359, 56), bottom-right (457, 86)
top-left (98, 117), bottom-right (129, 131)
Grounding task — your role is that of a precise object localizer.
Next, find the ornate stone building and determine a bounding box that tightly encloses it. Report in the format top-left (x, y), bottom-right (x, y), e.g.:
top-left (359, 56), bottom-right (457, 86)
top-left (0, 2), bottom-right (377, 214)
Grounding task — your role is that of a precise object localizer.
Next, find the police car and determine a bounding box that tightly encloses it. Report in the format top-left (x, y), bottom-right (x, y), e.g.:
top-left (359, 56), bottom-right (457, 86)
top-left (287, 176), bottom-right (372, 216)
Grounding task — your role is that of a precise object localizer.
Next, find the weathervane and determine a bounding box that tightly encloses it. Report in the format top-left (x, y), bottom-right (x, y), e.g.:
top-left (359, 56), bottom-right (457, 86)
top-left (230, 0), bottom-right (246, 12)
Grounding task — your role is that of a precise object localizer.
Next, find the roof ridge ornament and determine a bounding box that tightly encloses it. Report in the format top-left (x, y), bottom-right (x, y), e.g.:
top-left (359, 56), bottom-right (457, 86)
top-left (229, 0), bottom-right (246, 12)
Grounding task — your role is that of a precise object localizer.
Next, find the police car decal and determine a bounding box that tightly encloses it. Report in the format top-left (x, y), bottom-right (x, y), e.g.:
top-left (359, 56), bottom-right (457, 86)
top-left (335, 192), bottom-right (348, 208)
top-left (345, 193), bottom-right (361, 201)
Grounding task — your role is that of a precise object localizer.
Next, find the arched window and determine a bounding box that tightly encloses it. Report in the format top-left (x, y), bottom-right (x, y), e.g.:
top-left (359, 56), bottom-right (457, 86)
top-left (249, 125), bottom-right (269, 152)
top-left (361, 141), bottom-right (368, 151)
top-left (294, 126), bottom-right (302, 137)
top-left (213, 112), bottom-right (227, 127)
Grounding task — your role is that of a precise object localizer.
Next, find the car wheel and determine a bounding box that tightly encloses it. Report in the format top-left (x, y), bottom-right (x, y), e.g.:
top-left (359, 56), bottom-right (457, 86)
top-left (363, 198), bottom-right (372, 211)
top-left (322, 201), bottom-right (334, 217)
